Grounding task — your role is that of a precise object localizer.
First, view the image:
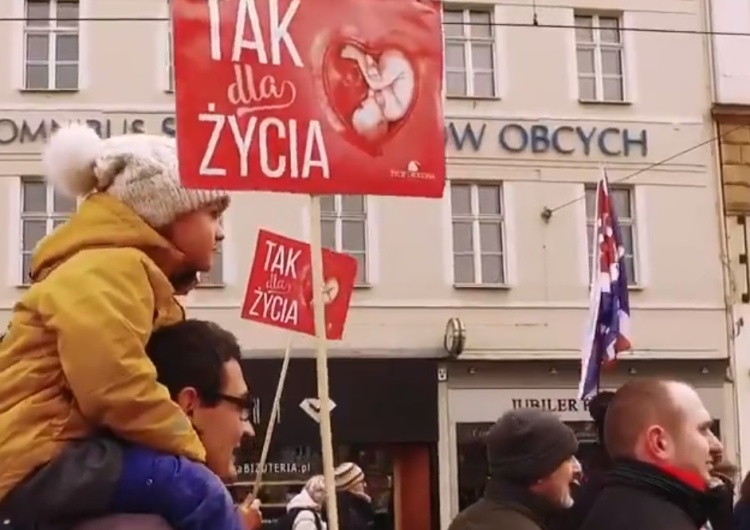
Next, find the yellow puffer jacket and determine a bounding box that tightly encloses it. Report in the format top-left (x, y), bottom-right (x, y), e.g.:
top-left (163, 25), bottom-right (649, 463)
top-left (0, 193), bottom-right (206, 501)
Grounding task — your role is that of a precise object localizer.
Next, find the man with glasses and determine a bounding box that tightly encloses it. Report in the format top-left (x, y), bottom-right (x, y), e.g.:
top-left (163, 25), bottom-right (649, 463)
top-left (0, 319), bottom-right (261, 530)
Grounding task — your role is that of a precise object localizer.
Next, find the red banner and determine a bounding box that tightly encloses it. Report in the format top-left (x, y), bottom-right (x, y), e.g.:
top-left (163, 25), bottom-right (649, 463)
top-left (241, 229), bottom-right (357, 339)
top-left (171, 0), bottom-right (445, 198)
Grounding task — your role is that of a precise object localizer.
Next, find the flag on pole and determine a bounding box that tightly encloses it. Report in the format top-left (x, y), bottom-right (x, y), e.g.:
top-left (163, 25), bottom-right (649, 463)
top-left (578, 171), bottom-right (632, 400)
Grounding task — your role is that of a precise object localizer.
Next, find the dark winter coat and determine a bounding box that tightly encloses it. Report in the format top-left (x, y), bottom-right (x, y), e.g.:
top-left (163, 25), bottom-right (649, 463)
top-left (734, 499), bottom-right (750, 530)
top-left (336, 492), bottom-right (375, 530)
top-left (580, 459), bottom-right (712, 530)
top-left (448, 479), bottom-right (561, 530)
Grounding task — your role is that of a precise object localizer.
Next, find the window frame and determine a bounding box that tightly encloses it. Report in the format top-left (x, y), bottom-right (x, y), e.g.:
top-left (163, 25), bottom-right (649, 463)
top-left (443, 7), bottom-right (497, 99)
top-left (18, 176), bottom-right (77, 285)
top-left (196, 219), bottom-right (225, 287)
top-left (166, 0), bottom-right (174, 93)
top-left (450, 182), bottom-right (507, 287)
top-left (195, 245), bottom-right (224, 287)
top-left (574, 13), bottom-right (626, 103)
top-left (584, 184), bottom-right (639, 287)
top-left (320, 195), bottom-right (369, 287)
top-left (23, 0), bottom-right (80, 91)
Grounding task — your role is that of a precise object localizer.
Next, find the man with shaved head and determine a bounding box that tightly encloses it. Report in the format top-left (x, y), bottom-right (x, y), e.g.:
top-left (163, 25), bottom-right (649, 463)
top-left (580, 378), bottom-right (723, 530)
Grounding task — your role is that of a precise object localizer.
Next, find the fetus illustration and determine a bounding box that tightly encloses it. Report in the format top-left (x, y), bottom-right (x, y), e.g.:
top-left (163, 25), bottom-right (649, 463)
top-left (339, 44), bottom-right (416, 143)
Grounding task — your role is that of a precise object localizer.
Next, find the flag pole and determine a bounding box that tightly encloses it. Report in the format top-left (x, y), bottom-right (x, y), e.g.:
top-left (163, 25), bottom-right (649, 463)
top-left (594, 165), bottom-right (608, 390)
top-left (578, 166), bottom-right (604, 399)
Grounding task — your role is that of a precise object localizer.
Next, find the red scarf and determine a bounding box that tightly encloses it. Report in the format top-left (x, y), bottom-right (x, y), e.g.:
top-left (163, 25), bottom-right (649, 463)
top-left (656, 463), bottom-right (707, 492)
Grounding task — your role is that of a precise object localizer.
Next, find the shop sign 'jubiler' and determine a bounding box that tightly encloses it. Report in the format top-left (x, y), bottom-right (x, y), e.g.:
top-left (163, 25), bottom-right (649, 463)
top-left (171, 0), bottom-right (445, 197)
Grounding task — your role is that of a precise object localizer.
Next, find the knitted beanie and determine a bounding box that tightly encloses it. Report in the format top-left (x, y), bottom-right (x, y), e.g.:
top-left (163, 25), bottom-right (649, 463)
top-left (334, 462), bottom-right (365, 491)
top-left (486, 409), bottom-right (578, 484)
top-left (42, 124), bottom-right (230, 228)
top-left (304, 475), bottom-right (327, 506)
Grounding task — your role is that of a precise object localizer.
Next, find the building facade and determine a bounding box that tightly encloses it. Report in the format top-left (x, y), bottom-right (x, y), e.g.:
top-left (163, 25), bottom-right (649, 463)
top-left (710, 0), bottom-right (750, 479)
top-left (0, 0), bottom-right (732, 529)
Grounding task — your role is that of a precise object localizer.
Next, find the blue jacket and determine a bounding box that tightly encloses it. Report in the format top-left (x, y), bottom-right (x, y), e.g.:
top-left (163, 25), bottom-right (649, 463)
top-left (0, 438), bottom-right (242, 530)
top-left (111, 444), bottom-right (243, 530)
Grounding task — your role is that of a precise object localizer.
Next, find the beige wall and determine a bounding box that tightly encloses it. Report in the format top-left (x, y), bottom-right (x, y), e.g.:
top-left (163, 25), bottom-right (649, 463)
top-left (0, 0), bottom-right (727, 361)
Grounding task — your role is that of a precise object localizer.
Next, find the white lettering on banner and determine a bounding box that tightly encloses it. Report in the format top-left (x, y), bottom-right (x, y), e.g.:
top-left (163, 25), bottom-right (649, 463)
top-left (246, 239), bottom-right (302, 325)
top-left (197, 105), bottom-right (329, 179)
top-left (201, 0), bottom-right (330, 181)
top-left (230, 0), bottom-right (303, 66)
top-left (263, 240), bottom-right (301, 276)
top-left (229, 64), bottom-right (296, 114)
top-left (247, 291), bottom-right (299, 324)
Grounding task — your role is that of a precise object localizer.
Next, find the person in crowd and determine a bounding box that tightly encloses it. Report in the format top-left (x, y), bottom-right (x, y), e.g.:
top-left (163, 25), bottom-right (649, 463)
top-left (277, 476), bottom-right (327, 530)
top-left (3, 319), bottom-right (260, 530)
top-left (701, 450), bottom-right (737, 530)
top-left (580, 378), bottom-right (723, 530)
top-left (734, 471), bottom-right (750, 530)
top-left (334, 463), bottom-right (375, 530)
top-left (0, 122), bottom-right (231, 526)
top-left (552, 391), bottom-right (615, 530)
top-left (448, 409), bottom-right (580, 530)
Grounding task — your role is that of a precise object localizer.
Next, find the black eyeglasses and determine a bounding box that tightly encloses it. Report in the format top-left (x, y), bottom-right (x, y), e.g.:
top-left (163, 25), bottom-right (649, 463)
top-left (216, 393), bottom-right (252, 421)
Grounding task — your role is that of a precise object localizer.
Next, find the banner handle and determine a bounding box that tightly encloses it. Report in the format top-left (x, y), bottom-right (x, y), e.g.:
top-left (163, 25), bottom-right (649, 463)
top-left (308, 195), bottom-right (340, 530)
top-left (244, 338), bottom-right (294, 505)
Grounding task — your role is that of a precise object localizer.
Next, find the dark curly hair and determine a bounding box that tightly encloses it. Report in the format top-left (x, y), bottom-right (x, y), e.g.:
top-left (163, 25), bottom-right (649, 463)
top-left (146, 319), bottom-right (242, 406)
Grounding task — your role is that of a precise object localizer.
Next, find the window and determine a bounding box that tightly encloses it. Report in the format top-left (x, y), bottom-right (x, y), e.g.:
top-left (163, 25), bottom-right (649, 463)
top-left (20, 177), bottom-right (76, 283)
top-left (585, 186), bottom-right (637, 285)
top-left (166, 0), bottom-right (174, 92)
top-left (450, 183), bottom-right (505, 285)
top-left (24, 0), bottom-right (80, 91)
top-left (198, 241), bottom-right (224, 286)
top-left (231, 443), bottom-right (393, 526)
top-left (320, 195), bottom-right (368, 286)
top-left (575, 14), bottom-right (624, 102)
top-left (443, 8), bottom-right (496, 98)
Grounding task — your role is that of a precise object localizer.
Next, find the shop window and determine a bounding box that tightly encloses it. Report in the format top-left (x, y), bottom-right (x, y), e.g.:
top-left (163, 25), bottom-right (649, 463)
top-left (454, 419), bottom-right (722, 512)
top-left (231, 443), bottom-right (393, 528)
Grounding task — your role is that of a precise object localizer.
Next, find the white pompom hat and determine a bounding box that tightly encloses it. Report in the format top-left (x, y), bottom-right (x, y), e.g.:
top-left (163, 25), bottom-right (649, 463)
top-left (42, 124), bottom-right (229, 228)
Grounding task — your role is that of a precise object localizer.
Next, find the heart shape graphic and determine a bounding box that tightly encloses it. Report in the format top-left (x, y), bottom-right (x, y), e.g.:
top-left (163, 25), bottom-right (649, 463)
top-left (319, 35), bottom-right (419, 156)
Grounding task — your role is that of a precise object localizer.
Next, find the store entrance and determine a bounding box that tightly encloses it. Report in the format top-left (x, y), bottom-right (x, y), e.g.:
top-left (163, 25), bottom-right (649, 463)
top-left (229, 443), bottom-right (395, 530)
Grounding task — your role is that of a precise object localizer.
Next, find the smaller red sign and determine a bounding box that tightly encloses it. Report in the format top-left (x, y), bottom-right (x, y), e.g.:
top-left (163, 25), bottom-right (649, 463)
top-left (241, 229), bottom-right (357, 340)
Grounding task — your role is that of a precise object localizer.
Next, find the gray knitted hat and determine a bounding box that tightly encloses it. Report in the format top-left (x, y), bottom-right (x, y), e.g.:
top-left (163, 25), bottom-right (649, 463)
top-left (486, 409), bottom-right (578, 484)
top-left (42, 124), bottom-right (229, 228)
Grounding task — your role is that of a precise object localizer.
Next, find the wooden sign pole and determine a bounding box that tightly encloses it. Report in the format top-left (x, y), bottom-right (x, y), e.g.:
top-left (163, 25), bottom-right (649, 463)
top-left (243, 339), bottom-right (293, 504)
top-left (308, 195), bottom-right (340, 530)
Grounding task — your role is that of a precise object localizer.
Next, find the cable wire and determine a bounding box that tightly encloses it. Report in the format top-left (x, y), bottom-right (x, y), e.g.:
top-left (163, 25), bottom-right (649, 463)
top-left (1, 18), bottom-right (750, 37)
top-left (4, 14), bottom-right (738, 215)
top-left (545, 125), bottom-right (741, 216)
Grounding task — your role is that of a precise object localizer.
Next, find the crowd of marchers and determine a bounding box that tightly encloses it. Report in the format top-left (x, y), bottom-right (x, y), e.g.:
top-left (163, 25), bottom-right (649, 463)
top-left (447, 379), bottom-right (750, 530)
